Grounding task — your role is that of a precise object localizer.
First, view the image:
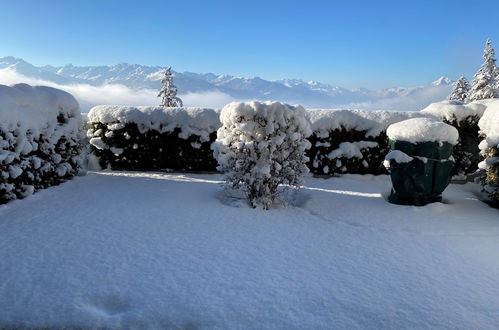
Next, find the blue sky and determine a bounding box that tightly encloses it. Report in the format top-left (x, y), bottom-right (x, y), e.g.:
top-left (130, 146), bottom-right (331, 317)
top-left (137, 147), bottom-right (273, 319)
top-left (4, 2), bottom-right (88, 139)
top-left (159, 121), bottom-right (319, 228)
top-left (0, 0), bottom-right (498, 88)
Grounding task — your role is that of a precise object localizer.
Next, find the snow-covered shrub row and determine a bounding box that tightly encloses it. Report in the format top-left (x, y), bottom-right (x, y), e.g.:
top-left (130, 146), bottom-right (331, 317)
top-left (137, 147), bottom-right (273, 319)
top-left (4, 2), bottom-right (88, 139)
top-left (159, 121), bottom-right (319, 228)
top-left (87, 106), bottom-right (221, 171)
top-left (477, 100), bottom-right (499, 207)
top-left (306, 109), bottom-right (432, 175)
top-left (0, 84), bottom-right (84, 204)
top-left (87, 103), bottom-right (491, 178)
top-left (422, 100), bottom-right (489, 177)
top-left (213, 101), bottom-right (312, 209)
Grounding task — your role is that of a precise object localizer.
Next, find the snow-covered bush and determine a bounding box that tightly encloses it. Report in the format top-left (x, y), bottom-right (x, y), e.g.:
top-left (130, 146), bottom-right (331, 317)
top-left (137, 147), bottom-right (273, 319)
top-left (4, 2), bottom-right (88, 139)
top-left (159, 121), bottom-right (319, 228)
top-left (306, 109), bottom-right (431, 175)
top-left (478, 100), bottom-right (499, 207)
top-left (0, 84), bottom-right (85, 204)
top-left (87, 106), bottom-right (221, 171)
top-left (422, 100), bottom-right (488, 177)
top-left (213, 101), bottom-right (312, 209)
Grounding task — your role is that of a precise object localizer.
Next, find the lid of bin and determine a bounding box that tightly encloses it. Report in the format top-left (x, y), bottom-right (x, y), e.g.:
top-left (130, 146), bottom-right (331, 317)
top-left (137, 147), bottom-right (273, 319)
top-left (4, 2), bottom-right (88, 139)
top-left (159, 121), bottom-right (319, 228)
top-left (386, 118), bottom-right (459, 145)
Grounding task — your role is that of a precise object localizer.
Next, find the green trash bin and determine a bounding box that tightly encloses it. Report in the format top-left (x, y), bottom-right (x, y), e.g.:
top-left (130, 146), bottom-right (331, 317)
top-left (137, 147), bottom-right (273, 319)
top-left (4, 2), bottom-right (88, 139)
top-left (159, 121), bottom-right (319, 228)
top-left (384, 118), bottom-right (459, 206)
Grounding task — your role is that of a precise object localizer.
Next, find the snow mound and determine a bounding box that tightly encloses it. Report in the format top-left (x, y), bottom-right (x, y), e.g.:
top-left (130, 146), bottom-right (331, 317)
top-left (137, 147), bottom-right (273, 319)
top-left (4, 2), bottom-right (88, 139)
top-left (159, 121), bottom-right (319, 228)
top-left (478, 100), bottom-right (499, 188)
top-left (478, 100), bottom-right (499, 150)
top-left (308, 109), bottom-right (432, 137)
top-left (421, 100), bottom-right (487, 122)
top-left (0, 83), bottom-right (81, 137)
top-left (383, 150), bottom-right (414, 168)
top-left (87, 106), bottom-right (221, 141)
top-left (0, 83), bottom-right (84, 203)
top-left (328, 141), bottom-right (378, 159)
top-left (387, 118), bottom-right (459, 145)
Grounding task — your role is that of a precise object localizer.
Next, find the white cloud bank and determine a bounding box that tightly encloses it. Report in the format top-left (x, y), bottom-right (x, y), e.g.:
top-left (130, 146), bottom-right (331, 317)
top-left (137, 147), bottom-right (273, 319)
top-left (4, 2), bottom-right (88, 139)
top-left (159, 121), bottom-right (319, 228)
top-left (339, 85), bottom-right (452, 111)
top-left (0, 68), bottom-right (236, 112)
top-left (0, 67), bottom-right (451, 112)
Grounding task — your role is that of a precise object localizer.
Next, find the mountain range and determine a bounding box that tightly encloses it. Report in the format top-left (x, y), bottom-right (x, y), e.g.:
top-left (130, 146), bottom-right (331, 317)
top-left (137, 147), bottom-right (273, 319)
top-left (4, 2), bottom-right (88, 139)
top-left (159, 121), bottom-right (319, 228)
top-left (0, 56), bottom-right (454, 111)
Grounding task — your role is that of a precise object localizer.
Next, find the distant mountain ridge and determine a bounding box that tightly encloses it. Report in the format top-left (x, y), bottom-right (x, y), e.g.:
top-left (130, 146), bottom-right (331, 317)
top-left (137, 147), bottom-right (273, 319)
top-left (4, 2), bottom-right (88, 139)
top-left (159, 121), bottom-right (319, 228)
top-left (0, 56), bottom-right (454, 110)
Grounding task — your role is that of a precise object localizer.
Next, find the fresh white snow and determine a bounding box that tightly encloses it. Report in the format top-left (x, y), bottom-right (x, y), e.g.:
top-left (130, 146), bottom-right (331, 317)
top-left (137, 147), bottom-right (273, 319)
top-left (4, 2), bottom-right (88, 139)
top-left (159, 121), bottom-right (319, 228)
top-left (0, 83), bottom-right (81, 134)
top-left (307, 109), bottom-right (432, 138)
top-left (383, 150), bottom-right (414, 168)
top-left (421, 99), bottom-right (488, 122)
top-left (478, 100), bottom-right (499, 151)
top-left (0, 83), bottom-right (84, 200)
top-left (214, 101), bottom-right (311, 209)
top-left (87, 106), bottom-right (220, 141)
top-left (0, 171), bottom-right (498, 329)
top-left (386, 118), bottom-right (459, 145)
top-left (327, 141), bottom-right (379, 159)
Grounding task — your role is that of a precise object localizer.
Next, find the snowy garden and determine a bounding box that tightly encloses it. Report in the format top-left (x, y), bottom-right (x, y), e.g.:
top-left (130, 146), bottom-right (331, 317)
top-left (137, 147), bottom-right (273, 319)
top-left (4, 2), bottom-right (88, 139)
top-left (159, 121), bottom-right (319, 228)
top-left (0, 40), bottom-right (498, 328)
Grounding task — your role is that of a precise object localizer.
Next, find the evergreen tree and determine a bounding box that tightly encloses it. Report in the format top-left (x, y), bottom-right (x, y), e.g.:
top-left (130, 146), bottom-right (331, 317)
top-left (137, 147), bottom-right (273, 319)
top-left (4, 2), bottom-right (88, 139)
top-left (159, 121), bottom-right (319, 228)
top-left (448, 76), bottom-right (470, 102)
top-left (468, 39), bottom-right (498, 101)
top-left (158, 67), bottom-right (183, 107)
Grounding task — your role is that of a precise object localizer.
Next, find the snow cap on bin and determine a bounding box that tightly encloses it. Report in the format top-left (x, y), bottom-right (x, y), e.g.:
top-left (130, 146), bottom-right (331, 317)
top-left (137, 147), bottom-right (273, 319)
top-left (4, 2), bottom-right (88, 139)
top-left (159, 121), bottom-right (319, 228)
top-left (386, 118), bottom-right (459, 145)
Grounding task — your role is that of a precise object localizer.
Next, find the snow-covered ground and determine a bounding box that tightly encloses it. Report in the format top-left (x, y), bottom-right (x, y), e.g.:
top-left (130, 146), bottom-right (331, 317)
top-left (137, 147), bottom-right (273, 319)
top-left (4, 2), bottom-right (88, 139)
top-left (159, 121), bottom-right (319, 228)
top-left (0, 172), bottom-right (498, 329)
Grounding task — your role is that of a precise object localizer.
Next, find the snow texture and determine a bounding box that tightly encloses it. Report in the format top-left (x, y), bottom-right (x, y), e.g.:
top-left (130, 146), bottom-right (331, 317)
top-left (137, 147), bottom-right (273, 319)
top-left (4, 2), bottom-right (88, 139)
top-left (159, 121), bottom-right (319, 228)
top-left (307, 109), bottom-right (432, 138)
top-left (383, 150), bottom-right (414, 169)
top-left (422, 99), bottom-right (487, 123)
top-left (478, 99), bottom-right (499, 150)
top-left (0, 171), bottom-right (498, 329)
top-left (0, 83), bottom-right (81, 137)
top-left (88, 106), bottom-right (221, 142)
top-left (478, 100), bottom-right (499, 204)
top-left (328, 141), bottom-right (378, 159)
top-left (214, 101), bottom-right (312, 209)
top-left (387, 118), bottom-right (459, 145)
top-left (0, 83), bottom-right (84, 202)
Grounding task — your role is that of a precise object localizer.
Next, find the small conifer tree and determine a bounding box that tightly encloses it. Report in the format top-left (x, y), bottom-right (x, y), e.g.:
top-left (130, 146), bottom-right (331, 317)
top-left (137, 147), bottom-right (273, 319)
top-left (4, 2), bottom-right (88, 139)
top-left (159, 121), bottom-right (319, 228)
top-left (468, 39), bottom-right (498, 101)
top-left (158, 67), bottom-right (183, 107)
top-left (448, 76), bottom-right (470, 102)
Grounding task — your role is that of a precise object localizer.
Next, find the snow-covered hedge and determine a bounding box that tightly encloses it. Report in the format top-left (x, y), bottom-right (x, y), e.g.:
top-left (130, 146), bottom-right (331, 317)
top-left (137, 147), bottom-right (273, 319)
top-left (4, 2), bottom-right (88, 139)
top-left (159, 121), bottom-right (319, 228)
top-left (87, 106), bottom-right (221, 171)
top-left (87, 103), bottom-right (490, 178)
top-left (477, 100), bottom-right (499, 207)
top-left (422, 100), bottom-right (488, 177)
top-left (306, 110), bottom-right (431, 175)
top-left (0, 84), bottom-right (84, 204)
top-left (213, 101), bottom-right (312, 209)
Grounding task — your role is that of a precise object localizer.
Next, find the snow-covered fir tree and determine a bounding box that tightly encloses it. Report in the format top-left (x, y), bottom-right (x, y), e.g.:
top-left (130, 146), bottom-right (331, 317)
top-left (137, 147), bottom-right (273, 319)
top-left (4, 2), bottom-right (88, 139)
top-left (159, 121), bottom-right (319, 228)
top-left (213, 101), bottom-right (312, 210)
top-left (448, 76), bottom-right (470, 102)
top-left (468, 39), bottom-right (498, 101)
top-left (158, 67), bottom-right (183, 107)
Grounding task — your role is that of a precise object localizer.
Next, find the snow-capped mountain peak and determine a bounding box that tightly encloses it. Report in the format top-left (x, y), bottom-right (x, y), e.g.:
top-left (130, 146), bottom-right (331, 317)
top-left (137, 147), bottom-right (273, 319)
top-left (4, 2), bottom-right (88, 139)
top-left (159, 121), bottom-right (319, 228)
top-left (432, 76), bottom-right (453, 86)
top-left (0, 56), bottom-right (454, 111)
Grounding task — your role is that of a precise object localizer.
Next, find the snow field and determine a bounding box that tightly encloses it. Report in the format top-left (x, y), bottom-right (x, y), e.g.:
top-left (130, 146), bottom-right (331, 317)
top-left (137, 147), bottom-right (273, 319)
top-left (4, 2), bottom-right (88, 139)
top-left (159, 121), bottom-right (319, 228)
top-left (0, 172), bottom-right (498, 328)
